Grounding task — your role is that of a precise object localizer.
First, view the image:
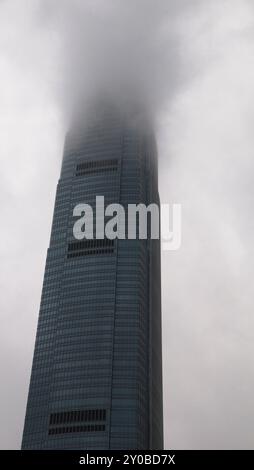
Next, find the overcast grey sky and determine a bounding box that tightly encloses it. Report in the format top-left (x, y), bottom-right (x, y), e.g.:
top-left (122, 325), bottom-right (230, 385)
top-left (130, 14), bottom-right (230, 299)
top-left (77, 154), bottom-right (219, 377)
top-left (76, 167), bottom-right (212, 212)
top-left (0, 0), bottom-right (254, 449)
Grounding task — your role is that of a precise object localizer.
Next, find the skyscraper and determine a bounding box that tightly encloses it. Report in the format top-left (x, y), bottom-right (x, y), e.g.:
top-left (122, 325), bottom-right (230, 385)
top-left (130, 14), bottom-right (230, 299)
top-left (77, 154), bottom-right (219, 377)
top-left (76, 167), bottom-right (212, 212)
top-left (22, 104), bottom-right (163, 450)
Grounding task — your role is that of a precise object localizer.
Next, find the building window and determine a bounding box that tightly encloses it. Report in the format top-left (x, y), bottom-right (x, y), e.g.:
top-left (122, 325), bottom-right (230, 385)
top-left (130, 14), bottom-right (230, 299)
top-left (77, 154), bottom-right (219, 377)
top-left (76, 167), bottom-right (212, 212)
top-left (76, 159), bottom-right (118, 177)
top-left (67, 239), bottom-right (115, 258)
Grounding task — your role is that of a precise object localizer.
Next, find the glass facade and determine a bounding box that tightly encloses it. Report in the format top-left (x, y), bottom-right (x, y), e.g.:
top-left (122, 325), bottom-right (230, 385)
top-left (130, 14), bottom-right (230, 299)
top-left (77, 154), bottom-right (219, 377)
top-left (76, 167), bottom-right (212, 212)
top-left (22, 105), bottom-right (163, 449)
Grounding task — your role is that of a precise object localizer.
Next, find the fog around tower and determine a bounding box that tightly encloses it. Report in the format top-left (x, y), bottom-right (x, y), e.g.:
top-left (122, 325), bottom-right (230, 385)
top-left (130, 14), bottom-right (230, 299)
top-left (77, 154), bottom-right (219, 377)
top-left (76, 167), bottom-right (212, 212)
top-left (1, 0), bottom-right (254, 449)
top-left (38, 0), bottom-right (206, 126)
